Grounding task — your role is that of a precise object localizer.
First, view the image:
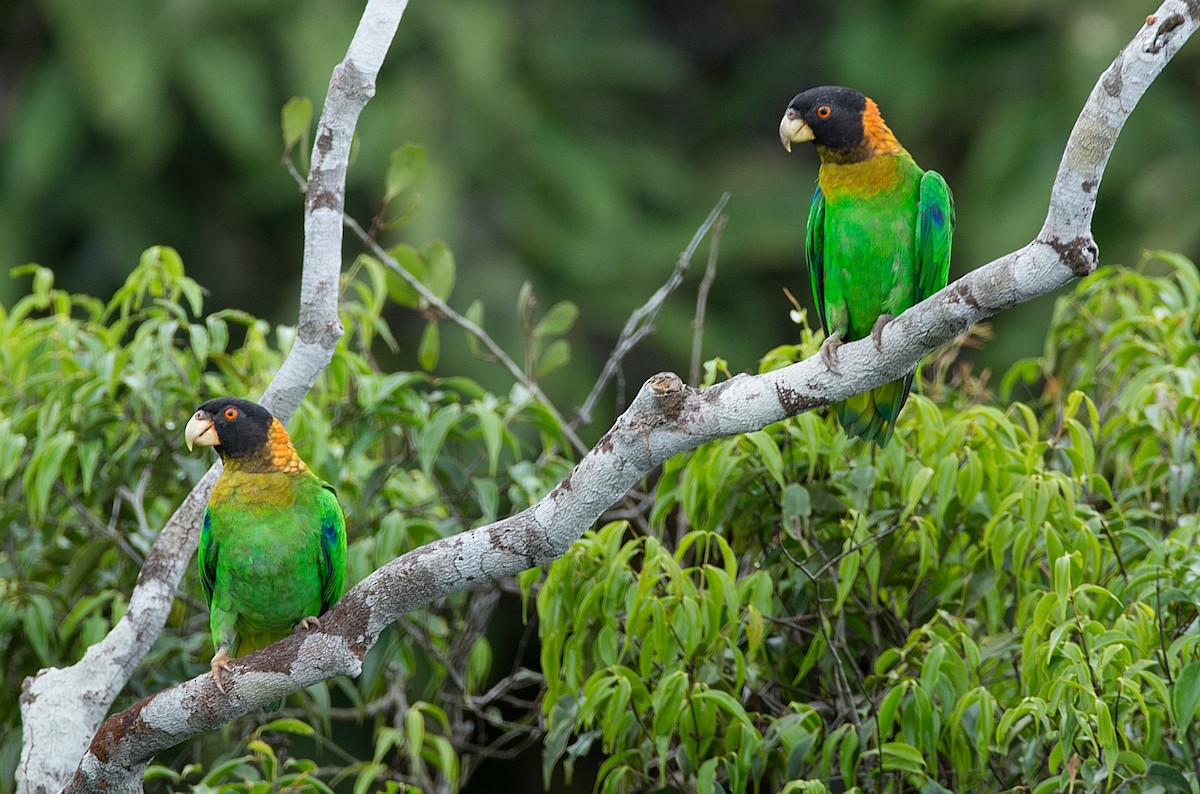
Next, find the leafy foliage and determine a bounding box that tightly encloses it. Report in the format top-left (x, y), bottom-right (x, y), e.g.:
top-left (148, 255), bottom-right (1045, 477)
top-left (0, 251), bottom-right (569, 792)
top-left (536, 253), bottom-right (1200, 792)
top-left (4, 243), bottom-right (1199, 791)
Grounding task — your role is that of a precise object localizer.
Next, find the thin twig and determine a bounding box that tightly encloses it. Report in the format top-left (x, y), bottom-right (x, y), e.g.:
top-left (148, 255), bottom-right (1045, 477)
top-left (689, 213), bottom-right (727, 386)
top-left (573, 192), bottom-right (731, 428)
top-left (285, 152), bottom-right (590, 458)
top-left (342, 213), bottom-right (589, 457)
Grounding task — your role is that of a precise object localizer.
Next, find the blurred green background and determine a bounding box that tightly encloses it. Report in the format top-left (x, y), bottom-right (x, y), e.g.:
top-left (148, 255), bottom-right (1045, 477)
top-left (2, 0), bottom-right (1198, 432)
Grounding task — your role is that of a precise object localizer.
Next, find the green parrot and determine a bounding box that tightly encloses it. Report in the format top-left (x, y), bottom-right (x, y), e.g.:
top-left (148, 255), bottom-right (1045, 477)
top-left (780, 86), bottom-right (954, 445)
top-left (185, 397), bottom-right (347, 703)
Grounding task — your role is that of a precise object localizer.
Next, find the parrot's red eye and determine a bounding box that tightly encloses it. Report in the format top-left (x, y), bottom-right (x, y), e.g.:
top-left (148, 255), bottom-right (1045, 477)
top-left (224, 407), bottom-right (239, 421)
top-left (816, 105), bottom-right (832, 119)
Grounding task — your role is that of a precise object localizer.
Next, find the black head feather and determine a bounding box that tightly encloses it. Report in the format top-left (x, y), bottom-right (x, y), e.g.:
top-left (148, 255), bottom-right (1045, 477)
top-left (192, 397), bottom-right (275, 459)
top-left (785, 85), bottom-right (870, 158)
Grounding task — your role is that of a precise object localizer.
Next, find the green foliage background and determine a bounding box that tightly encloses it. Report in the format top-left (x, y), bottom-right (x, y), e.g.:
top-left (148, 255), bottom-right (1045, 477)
top-left (3, 0), bottom-right (1200, 418)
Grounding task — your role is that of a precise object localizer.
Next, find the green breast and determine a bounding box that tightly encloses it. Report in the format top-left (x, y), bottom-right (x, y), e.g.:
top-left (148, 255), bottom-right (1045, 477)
top-left (819, 154), bottom-right (924, 339)
top-left (208, 470), bottom-right (326, 641)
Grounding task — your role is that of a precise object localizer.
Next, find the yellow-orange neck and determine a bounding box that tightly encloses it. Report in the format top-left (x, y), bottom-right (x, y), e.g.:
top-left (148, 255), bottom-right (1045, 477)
top-left (816, 97), bottom-right (904, 165)
top-left (222, 418), bottom-right (307, 475)
top-left (860, 98), bottom-right (903, 156)
top-left (818, 154), bottom-right (908, 200)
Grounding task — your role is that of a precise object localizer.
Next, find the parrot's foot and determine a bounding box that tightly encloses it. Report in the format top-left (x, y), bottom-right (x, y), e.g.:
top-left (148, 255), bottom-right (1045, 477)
top-left (296, 615), bottom-right (322, 632)
top-left (210, 647), bottom-right (233, 694)
top-left (870, 314), bottom-right (896, 352)
top-left (819, 332), bottom-right (845, 374)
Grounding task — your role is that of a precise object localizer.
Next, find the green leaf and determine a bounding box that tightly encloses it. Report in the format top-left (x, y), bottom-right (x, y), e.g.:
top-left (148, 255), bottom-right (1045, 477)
top-left (384, 247), bottom-right (425, 308)
top-left (259, 718), bottom-right (315, 736)
top-left (472, 402), bottom-right (504, 476)
top-left (415, 405), bottom-right (461, 477)
top-left (833, 549), bottom-right (860, 614)
top-left (745, 430), bottom-right (784, 489)
top-left (25, 431), bottom-right (75, 522)
top-left (902, 465), bottom-right (934, 520)
top-left (651, 671), bottom-right (689, 736)
top-left (877, 741), bottom-right (926, 775)
top-left (353, 762), bottom-right (386, 794)
top-left (1171, 660), bottom-right (1200, 732)
top-left (405, 706), bottom-right (426, 772)
top-left (536, 339), bottom-right (571, 378)
top-left (418, 321), bottom-right (439, 371)
top-left (1145, 761), bottom-right (1191, 792)
top-left (533, 301), bottom-right (579, 338)
top-left (422, 240), bottom-right (455, 301)
top-left (384, 143), bottom-right (426, 203)
top-left (280, 96), bottom-right (313, 152)
top-left (462, 300), bottom-right (486, 357)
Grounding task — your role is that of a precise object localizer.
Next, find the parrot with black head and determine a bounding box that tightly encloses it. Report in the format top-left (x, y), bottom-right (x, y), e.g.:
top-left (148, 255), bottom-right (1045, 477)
top-left (185, 397), bottom-right (346, 707)
top-left (781, 86), bottom-right (954, 445)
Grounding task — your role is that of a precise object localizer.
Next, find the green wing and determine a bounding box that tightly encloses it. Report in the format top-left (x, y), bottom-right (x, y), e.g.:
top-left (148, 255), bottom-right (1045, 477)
top-left (915, 170), bottom-right (954, 303)
top-left (315, 481), bottom-right (347, 614)
top-left (804, 184), bottom-right (828, 331)
top-left (198, 508), bottom-right (216, 607)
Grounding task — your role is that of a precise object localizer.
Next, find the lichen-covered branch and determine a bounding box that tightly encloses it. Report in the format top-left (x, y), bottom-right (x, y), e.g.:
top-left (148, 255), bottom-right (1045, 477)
top-left (60, 5), bottom-right (1198, 788)
top-left (16, 2), bottom-right (409, 792)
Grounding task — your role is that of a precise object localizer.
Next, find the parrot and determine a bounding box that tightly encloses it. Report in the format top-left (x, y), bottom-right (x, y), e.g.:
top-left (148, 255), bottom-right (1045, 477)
top-left (184, 397), bottom-right (346, 705)
top-left (779, 85), bottom-right (954, 445)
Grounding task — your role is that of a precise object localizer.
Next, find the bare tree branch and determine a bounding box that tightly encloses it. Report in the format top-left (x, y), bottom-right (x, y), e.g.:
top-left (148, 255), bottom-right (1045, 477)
top-left (43, 1), bottom-right (1200, 790)
top-left (689, 212), bottom-right (727, 386)
top-left (573, 192), bottom-right (731, 428)
top-left (16, 2), bottom-right (409, 792)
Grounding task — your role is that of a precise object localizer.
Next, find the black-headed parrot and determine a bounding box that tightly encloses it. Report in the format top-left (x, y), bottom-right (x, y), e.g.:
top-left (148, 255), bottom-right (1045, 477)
top-left (780, 86), bottom-right (954, 445)
top-left (185, 397), bottom-right (346, 703)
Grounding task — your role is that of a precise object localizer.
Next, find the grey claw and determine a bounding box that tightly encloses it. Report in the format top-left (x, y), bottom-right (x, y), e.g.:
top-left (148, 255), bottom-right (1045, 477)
top-left (819, 332), bottom-right (844, 375)
top-left (870, 314), bottom-right (896, 352)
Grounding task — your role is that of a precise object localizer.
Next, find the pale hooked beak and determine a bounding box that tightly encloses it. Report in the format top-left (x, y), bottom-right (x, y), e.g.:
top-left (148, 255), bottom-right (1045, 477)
top-left (779, 109), bottom-right (813, 152)
top-left (184, 411), bottom-right (219, 451)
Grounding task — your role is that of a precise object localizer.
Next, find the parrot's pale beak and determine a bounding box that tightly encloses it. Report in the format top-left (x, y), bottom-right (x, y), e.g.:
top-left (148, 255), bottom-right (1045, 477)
top-left (185, 411), bottom-right (219, 451)
top-left (779, 110), bottom-right (812, 152)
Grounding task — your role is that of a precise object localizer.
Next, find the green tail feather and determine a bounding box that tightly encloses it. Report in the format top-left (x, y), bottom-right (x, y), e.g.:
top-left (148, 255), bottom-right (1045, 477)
top-left (834, 373), bottom-right (914, 446)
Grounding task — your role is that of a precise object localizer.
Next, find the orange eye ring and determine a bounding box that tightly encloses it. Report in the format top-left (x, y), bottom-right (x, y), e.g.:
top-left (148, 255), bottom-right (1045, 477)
top-left (223, 407), bottom-right (239, 421)
top-left (816, 105), bottom-right (832, 119)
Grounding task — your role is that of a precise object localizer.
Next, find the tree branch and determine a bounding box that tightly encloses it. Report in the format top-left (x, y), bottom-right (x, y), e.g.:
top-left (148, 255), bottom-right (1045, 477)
top-left (573, 192), bottom-right (730, 428)
top-left (55, 1), bottom-right (1200, 789)
top-left (16, 2), bottom-right (408, 792)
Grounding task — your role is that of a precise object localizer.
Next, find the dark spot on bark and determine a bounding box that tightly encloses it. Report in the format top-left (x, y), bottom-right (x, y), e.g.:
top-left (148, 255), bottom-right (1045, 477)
top-left (89, 696), bottom-right (150, 764)
top-left (945, 280), bottom-right (981, 310)
top-left (1148, 14), bottom-right (1185, 53)
top-left (697, 378), bottom-right (739, 410)
top-left (489, 522), bottom-right (536, 568)
top-left (775, 383), bottom-right (818, 417)
top-left (1102, 62), bottom-right (1123, 97)
top-left (1046, 235), bottom-right (1099, 277)
top-left (1082, 178), bottom-right (1098, 193)
top-left (595, 432), bottom-right (615, 454)
top-left (309, 190), bottom-right (340, 211)
top-left (317, 129), bottom-right (333, 156)
top-left (253, 642), bottom-right (298, 677)
top-left (552, 471), bottom-right (574, 495)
